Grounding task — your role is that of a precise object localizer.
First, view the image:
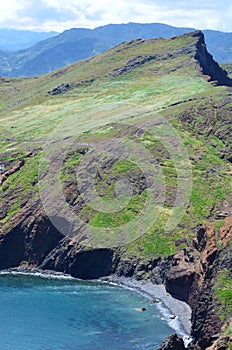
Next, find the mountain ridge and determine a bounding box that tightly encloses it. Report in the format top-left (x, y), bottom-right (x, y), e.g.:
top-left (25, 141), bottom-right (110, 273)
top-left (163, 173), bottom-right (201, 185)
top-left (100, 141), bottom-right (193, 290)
top-left (1, 22), bottom-right (232, 77)
top-left (0, 29), bottom-right (58, 51)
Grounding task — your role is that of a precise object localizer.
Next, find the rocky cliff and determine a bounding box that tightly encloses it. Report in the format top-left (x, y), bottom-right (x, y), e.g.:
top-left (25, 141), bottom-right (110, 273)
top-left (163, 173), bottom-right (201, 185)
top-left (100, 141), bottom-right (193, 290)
top-left (0, 203), bottom-right (231, 348)
top-left (0, 31), bottom-right (232, 349)
top-left (193, 31), bottom-right (232, 86)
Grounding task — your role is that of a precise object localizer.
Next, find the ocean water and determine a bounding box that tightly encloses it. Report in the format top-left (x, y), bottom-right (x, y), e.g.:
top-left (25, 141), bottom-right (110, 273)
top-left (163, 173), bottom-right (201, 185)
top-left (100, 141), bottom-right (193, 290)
top-left (0, 274), bottom-right (174, 350)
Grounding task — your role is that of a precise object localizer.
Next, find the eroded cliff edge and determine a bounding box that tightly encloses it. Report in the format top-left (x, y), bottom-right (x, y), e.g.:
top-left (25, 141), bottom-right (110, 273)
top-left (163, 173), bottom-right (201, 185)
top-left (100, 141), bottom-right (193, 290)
top-left (0, 203), bottom-right (231, 349)
top-left (0, 31), bottom-right (232, 349)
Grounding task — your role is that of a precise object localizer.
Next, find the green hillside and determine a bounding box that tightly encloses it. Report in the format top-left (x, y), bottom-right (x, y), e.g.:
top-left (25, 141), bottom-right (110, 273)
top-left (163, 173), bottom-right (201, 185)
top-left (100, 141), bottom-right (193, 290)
top-left (0, 30), bottom-right (231, 249)
top-left (1, 30), bottom-right (232, 347)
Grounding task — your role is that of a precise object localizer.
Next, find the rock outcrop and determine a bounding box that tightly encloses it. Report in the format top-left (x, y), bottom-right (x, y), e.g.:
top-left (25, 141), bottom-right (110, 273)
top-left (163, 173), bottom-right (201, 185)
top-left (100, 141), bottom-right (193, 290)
top-left (112, 217), bottom-right (232, 349)
top-left (40, 242), bottom-right (116, 279)
top-left (0, 208), bottom-right (63, 269)
top-left (157, 334), bottom-right (186, 350)
top-left (0, 197), bottom-right (231, 348)
top-left (194, 31), bottom-right (232, 86)
top-left (109, 31), bottom-right (232, 86)
top-left (189, 217), bottom-right (232, 349)
top-left (0, 159), bottom-right (24, 187)
top-left (165, 249), bottom-right (198, 302)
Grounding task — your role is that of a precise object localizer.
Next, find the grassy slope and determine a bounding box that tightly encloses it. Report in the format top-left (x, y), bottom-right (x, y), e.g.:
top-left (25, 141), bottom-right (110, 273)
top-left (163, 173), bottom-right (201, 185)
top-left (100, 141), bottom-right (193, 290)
top-left (222, 63), bottom-right (232, 77)
top-left (0, 33), bottom-right (232, 259)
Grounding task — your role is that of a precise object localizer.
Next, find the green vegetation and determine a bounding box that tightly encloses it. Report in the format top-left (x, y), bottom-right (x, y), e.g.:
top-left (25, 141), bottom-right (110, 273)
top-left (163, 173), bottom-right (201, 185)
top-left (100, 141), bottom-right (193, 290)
top-left (214, 220), bottom-right (225, 231)
top-left (113, 160), bottom-right (137, 173)
top-left (89, 192), bottom-right (147, 228)
top-left (221, 63), bottom-right (232, 77)
top-left (215, 269), bottom-right (232, 322)
top-left (0, 31), bottom-right (232, 257)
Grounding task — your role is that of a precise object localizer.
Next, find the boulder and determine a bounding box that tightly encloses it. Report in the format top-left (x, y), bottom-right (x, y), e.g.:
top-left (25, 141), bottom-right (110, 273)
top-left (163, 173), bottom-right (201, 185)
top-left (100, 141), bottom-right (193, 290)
top-left (157, 334), bottom-right (186, 350)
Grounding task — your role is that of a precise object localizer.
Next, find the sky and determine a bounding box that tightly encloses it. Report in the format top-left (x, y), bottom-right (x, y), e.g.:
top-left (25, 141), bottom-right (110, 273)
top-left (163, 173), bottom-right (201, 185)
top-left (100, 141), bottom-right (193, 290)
top-left (0, 0), bottom-right (232, 33)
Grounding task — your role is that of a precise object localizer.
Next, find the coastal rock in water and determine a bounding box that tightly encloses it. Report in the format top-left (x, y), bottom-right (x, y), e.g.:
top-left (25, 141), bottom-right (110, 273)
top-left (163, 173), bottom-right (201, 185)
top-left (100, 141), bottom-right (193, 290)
top-left (169, 314), bottom-right (176, 319)
top-left (152, 298), bottom-right (160, 303)
top-left (157, 334), bottom-right (186, 350)
top-left (134, 307), bottom-right (146, 312)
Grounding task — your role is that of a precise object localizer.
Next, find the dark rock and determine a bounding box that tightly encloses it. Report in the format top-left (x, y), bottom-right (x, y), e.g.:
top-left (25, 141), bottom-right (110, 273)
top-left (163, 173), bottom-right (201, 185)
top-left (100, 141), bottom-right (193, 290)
top-left (134, 307), bottom-right (146, 312)
top-left (216, 336), bottom-right (229, 350)
top-left (0, 213), bottom-right (63, 269)
top-left (189, 218), bottom-right (232, 349)
top-left (134, 262), bottom-right (148, 279)
top-left (165, 250), bottom-right (197, 302)
top-left (0, 159), bottom-right (24, 187)
top-left (166, 269), bottom-right (195, 302)
top-left (73, 78), bottom-right (94, 87)
top-left (0, 227), bottom-right (26, 269)
top-left (226, 153), bottom-right (232, 163)
top-left (194, 31), bottom-right (232, 86)
top-left (135, 270), bottom-right (146, 279)
top-left (150, 257), bottom-right (173, 284)
top-left (48, 83), bottom-right (71, 95)
top-left (169, 315), bottom-right (176, 319)
top-left (157, 334), bottom-right (186, 350)
top-left (40, 244), bottom-right (115, 279)
top-left (152, 298), bottom-right (160, 303)
top-left (115, 258), bottom-right (137, 277)
top-left (216, 199), bottom-right (232, 219)
top-left (110, 54), bottom-right (156, 77)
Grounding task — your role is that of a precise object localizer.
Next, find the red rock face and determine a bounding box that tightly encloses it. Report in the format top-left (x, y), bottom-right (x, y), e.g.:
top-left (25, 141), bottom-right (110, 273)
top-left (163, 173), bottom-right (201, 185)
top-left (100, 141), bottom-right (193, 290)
top-left (0, 159), bottom-right (25, 187)
top-left (220, 215), bottom-right (232, 247)
top-left (188, 217), bottom-right (232, 349)
top-left (165, 249), bottom-right (198, 302)
top-left (160, 216), bottom-right (232, 349)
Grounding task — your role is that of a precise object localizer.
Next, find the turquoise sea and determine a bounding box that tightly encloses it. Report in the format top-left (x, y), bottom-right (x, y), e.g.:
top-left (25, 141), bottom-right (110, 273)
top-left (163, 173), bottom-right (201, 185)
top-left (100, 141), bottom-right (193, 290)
top-left (0, 274), bottom-right (174, 350)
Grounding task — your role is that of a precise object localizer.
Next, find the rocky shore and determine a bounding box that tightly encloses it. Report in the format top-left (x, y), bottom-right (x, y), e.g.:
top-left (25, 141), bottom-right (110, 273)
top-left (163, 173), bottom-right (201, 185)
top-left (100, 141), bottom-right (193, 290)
top-left (0, 214), bottom-right (231, 349)
top-left (100, 275), bottom-right (192, 346)
top-left (0, 266), bottom-right (192, 348)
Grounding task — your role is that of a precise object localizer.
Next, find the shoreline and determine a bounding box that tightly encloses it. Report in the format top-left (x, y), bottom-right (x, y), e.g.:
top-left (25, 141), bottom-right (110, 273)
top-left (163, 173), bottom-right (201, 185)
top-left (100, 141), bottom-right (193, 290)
top-left (99, 275), bottom-right (192, 346)
top-left (0, 268), bottom-right (192, 346)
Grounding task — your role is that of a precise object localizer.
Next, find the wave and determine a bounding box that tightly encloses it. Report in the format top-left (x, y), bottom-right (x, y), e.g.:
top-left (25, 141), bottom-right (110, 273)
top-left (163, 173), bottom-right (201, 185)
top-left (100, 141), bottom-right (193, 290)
top-left (0, 269), bottom-right (192, 346)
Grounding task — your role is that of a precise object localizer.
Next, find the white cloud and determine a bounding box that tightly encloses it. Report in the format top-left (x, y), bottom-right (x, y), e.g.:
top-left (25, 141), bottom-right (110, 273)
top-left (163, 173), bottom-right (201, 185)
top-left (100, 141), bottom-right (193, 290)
top-left (0, 0), bottom-right (232, 32)
top-left (0, 0), bottom-right (26, 23)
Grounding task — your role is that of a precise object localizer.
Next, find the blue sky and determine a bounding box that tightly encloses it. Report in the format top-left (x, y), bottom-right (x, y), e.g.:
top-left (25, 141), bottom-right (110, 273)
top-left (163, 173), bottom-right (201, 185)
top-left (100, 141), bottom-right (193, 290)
top-left (1, 0), bottom-right (232, 32)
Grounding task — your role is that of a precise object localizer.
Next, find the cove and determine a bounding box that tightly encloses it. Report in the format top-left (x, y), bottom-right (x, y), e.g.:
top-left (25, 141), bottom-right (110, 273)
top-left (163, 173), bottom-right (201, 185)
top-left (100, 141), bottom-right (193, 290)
top-left (0, 273), bottom-right (176, 350)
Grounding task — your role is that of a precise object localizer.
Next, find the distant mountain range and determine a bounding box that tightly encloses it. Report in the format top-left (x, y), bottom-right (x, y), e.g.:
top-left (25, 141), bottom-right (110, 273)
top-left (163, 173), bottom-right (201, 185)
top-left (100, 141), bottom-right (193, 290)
top-left (0, 23), bottom-right (232, 77)
top-left (0, 29), bottom-right (58, 51)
